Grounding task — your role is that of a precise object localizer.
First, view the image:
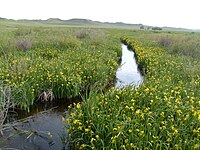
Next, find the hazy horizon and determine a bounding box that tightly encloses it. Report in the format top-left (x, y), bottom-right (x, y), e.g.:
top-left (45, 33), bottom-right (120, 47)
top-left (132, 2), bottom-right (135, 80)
top-left (1, 0), bottom-right (200, 30)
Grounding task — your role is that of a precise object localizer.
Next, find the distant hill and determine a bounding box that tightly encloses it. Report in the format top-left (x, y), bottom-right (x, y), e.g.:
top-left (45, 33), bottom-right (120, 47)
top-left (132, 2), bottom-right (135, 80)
top-left (162, 26), bottom-right (192, 32)
top-left (44, 18), bottom-right (142, 29)
top-left (0, 17), bottom-right (197, 31)
top-left (0, 17), bottom-right (6, 20)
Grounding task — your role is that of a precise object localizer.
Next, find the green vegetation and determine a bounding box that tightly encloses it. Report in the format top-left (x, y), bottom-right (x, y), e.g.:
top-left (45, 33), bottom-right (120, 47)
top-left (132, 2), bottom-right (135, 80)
top-left (67, 35), bottom-right (200, 149)
top-left (148, 32), bottom-right (200, 60)
top-left (1, 19), bottom-right (200, 149)
top-left (0, 25), bottom-right (121, 111)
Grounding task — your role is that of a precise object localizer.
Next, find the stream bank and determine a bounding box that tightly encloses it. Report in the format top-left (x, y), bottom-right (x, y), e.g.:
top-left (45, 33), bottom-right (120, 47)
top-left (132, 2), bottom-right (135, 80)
top-left (0, 44), bottom-right (143, 149)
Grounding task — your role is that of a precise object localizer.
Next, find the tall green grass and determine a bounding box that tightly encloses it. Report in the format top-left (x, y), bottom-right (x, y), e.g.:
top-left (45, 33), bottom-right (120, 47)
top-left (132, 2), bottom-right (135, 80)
top-left (0, 26), bottom-right (121, 110)
top-left (67, 36), bottom-right (200, 149)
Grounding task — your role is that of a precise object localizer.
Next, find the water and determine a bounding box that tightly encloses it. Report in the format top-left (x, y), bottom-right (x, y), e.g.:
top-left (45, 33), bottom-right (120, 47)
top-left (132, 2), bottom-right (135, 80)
top-left (0, 111), bottom-right (68, 150)
top-left (0, 44), bottom-right (143, 150)
top-left (116, 44), bottom-right (143, 88)
top-left (0, 98), bottom-right (80, 150)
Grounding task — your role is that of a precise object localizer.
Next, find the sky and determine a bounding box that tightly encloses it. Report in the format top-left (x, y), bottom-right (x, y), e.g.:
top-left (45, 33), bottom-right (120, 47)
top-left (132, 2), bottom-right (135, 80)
top-left (1, 0), bottom-right (200, 29)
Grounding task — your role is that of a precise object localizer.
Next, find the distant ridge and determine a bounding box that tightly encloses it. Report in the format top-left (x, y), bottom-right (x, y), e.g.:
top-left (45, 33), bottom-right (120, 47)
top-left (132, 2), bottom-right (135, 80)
top-left (42, 18), bottom-right (147, 30)
top-left (0, 17), bottom-right (6, 20)
top-left (0, 17), bottom-right (196, 31)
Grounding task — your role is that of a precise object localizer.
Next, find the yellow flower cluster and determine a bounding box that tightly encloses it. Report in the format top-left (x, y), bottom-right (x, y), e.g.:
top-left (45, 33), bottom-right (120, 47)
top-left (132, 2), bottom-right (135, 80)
top-left (67, 37), bottom-right (200, 149)
top-left (0, 34), bottom-right (120, 110)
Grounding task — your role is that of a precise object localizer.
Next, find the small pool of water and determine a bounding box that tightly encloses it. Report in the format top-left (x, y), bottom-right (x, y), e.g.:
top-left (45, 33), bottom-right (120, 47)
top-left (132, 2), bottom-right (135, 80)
top-left (0, 98), bottom-right (80, 150)
top-left (0, 111), bottom-right (68, 150)
top-left (116, 44), bottom-right (143, 88)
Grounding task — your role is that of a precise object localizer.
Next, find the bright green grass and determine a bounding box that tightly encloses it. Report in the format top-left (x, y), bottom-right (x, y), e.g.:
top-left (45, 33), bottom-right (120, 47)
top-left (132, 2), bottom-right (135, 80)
top-left (66, 37), bottom-right (200, 149)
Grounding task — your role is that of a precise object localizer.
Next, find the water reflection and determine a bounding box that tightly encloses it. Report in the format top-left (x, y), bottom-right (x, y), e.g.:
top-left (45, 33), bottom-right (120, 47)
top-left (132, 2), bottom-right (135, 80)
top-left (116, 44), bottom-right (143, 88)
top-left (0, 110), bottom-right (68, 150)
top-left (0, 98), bottom-right (81, 150)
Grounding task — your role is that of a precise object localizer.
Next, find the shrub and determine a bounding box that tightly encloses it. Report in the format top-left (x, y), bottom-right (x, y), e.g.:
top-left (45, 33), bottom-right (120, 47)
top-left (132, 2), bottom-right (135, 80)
top-left (75, 30), bottom-right (89, 39)
top-left (0, 82), bottom-right (16, 128)
top-left (157, 36), bottom-right (172, 47)
top-left (16, 38), bottom-right (32, 51)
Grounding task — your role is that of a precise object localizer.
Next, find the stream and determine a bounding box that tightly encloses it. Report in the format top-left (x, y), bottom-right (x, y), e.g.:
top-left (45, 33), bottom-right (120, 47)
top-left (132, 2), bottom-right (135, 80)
top-left (116, 44), bottom-right (143, 88)
top-left (0, 44), bottom-right (143, 150)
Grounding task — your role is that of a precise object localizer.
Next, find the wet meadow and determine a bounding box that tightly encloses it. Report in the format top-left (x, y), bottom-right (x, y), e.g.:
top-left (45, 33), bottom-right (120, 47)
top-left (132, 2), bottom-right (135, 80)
top-left (0, 21), bottom-right (200, 149)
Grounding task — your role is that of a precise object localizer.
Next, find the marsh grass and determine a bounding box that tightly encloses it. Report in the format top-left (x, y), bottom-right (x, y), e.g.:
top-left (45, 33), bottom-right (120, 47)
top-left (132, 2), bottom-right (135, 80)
top-left (0, 26), bottom-right (121, 110)
top-left (67, 37), bottom-right (200, 149)
top-left (1, 23), bottom-right (200, 149)
top-left (149, 33), bottom-right (200, 60)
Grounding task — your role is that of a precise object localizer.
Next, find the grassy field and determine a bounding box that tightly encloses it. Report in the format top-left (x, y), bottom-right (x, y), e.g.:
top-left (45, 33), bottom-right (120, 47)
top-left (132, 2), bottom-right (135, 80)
top-left (1, 20), bottom-right (200, 149)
